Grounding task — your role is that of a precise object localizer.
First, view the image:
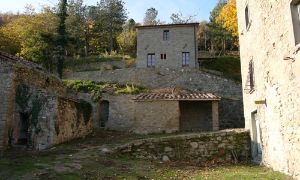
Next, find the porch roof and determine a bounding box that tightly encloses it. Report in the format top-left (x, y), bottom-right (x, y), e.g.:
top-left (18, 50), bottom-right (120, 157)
top-left (133, 92), bottom-right (221, 102)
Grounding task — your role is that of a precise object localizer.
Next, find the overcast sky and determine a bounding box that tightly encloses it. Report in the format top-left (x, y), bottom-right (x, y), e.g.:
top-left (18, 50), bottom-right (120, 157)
top-left (0, 0), bottom-right (218, 23)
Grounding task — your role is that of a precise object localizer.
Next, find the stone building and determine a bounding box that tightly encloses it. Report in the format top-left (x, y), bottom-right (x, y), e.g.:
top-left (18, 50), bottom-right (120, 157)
top-left (237, 0), bottom-right (300, 179)
top-left (0, 52), bottom-right (93, 151)
top-left (136, 23), bottom-right (199, 69)
top-left (100, 90), bottom-right (220, 134)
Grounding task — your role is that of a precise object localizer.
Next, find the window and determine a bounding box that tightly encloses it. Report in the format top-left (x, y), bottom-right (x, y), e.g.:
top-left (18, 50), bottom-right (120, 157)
top-left (147, 54), bottom-right (156, 67)
top-left (182, 52), bottom-right (190, 67)
top-left (163, 30), bottom-right (170, 41)
top-left (160, 54), bottom-right (167, 60)
top-left (245, 5), bottom-right (250, 29)
top-left (244, 60), bottom-right (255, 93)
top-left (291, 0), bottom-right (300, 45)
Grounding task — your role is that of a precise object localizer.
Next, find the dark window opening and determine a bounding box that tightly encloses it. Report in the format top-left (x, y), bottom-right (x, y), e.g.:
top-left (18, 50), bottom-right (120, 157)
top-left (291, 0), bottom-right (300, 45)
top-left (245, 5), bottom-right (250, 29)
top-left (160, 54), bottom-right (167, 60)
top-left (17, 113), bottom-right (30, 145)
top-left (147, 53), bottom-right (156, 67)
top-left (163, 30), bottom-right (170, 41)
top-left (182, 52), bottom-right (190, 67)
top-left (99, 101), bottom-right (109, 128)
top-left (244, 60), bottom-right (255, 93)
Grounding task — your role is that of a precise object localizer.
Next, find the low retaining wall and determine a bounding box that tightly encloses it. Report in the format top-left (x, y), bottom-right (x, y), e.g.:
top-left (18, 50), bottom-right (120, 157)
top-left (116, 129), bottom-right (250, 163)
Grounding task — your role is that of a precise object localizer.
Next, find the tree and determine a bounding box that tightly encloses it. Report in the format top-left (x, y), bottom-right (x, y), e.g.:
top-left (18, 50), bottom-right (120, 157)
top-left (143, 7), bottom-right (159, 25)
top-left (66, 0), bottom-right (86, 56)
top-left (198, 21), bottom-right (210, 50)
top-left (97, 0), bottom-right (127, 54)
top-left (208, 0), bottom-right (236, 54)
top-left (0, 7), bottom-right (58, 67)
top-left (170, 12), bottom-right (196, 24)
top-left (56, 0), bottom-right (68, 78)
top-left (216, 0), bottom-right (238, 44)
top-left (117, 19), bottom-right (137, 57)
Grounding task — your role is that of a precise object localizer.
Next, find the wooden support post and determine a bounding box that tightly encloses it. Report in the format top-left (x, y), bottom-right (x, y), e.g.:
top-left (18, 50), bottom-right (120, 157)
top-left (212, 101), bottom-right (219, 131)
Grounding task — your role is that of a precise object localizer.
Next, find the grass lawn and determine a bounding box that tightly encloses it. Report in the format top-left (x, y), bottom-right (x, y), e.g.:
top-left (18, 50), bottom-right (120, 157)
top-left (201, 56), bottom-right (242, 82)
top-left (0, 130), bottom-right (291, 180)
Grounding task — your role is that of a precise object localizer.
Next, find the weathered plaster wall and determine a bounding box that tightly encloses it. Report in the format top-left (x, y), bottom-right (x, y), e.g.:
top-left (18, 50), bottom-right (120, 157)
top-left (237, 0), bottom-right (300, 179)
top-left (66, 68), bottom-right (244, 129)
top-left (133, 100), bottom-right (180, 134)
top-left (136, 25), bottom-right (198, 68)
top-left (117, 129), bottom-right (250, 163)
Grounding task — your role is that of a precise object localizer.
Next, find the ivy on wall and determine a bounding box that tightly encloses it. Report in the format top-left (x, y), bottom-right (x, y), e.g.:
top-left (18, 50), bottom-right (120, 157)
top-left (13, 84), bottom-right (46, 147)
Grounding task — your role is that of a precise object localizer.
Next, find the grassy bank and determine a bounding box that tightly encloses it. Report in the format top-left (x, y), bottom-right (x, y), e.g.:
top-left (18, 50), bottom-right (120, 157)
top-left (201, 56), bottom-right (242, 82)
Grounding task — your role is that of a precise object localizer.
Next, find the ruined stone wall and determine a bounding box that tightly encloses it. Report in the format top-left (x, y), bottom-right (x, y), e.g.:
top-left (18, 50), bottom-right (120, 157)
top-left (117, 129), bottom-right (250, 163)
top-left (237, 0), bottom-right (300, 179)
top-left (53, 98), bottom-right (92, 146)
top-left (133, 100), bottom-right (180, 134)
top-left (65, 68), bottom-right (244, 129)
top-left (136, 25), bottom-right (198, 68)
top-left (0, 62), bottom-right (15, 151)
top-left (0, 58), bottom-right (93, 151)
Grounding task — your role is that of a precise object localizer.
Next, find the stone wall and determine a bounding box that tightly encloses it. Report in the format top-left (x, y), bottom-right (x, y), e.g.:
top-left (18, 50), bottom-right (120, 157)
top-left (65, 68), bottom-right (244, 129)
top-left (133, 100), bottom-right (179, 134)
top-left (237, 0), bottom-right (300, 179)
top-left (0, 57), bottom-right (93, 151)
top-left (53, 98), bottom-right (92, 146)
top-left (117, 129), bottom-right (250, 163)
top-left (102, 94), bottom-right (135, 131)
top-left (65, 60), bottom-right (126, 72)
top-left (0, 72), bottom-right (14, 151)
top-left (136, 24), bottom-right (198, 69)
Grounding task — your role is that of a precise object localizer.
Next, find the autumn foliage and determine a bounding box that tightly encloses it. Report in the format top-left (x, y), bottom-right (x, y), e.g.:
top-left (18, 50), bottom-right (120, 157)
top-left (216, 0), bottom-right (238, 38)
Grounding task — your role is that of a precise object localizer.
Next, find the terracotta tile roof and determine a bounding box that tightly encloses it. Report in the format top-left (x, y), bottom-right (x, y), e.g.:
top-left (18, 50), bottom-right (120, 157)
top-left (0, 51), bottom-right (43, 70)
top-left (134, 92), bottom-right (221, 101)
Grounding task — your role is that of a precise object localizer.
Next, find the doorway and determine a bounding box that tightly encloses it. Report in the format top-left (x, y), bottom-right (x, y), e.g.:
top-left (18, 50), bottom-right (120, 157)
top-left (17, 113), bottom-right (30, 145)
top-left (251, 111), bottom-right (262, 163)
top-left (99, 101), bottom-right (109, 128)
top-left (179, 101), bottom-right (212, 132)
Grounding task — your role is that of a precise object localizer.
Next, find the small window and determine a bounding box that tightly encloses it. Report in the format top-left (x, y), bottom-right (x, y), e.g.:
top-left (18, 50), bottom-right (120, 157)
top-left (245, 5), bottom-right (250, 29)
top-left (160, 54), bottom-right (167, 60)
top-left (244, 60), bottom-right (255, 93)
top-left (147, 53), bottom-right (156, 67)
top-left (163, 30), bottom-right (170, 41)
top-left (291, 0), bottom-right (300, 45)
top-left (182, 52), bottom-right (190, 67)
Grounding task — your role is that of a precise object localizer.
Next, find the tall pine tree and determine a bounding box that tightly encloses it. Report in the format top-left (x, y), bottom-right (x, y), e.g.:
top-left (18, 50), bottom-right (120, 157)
top-left (56, 0), bottom-right (68, 78)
